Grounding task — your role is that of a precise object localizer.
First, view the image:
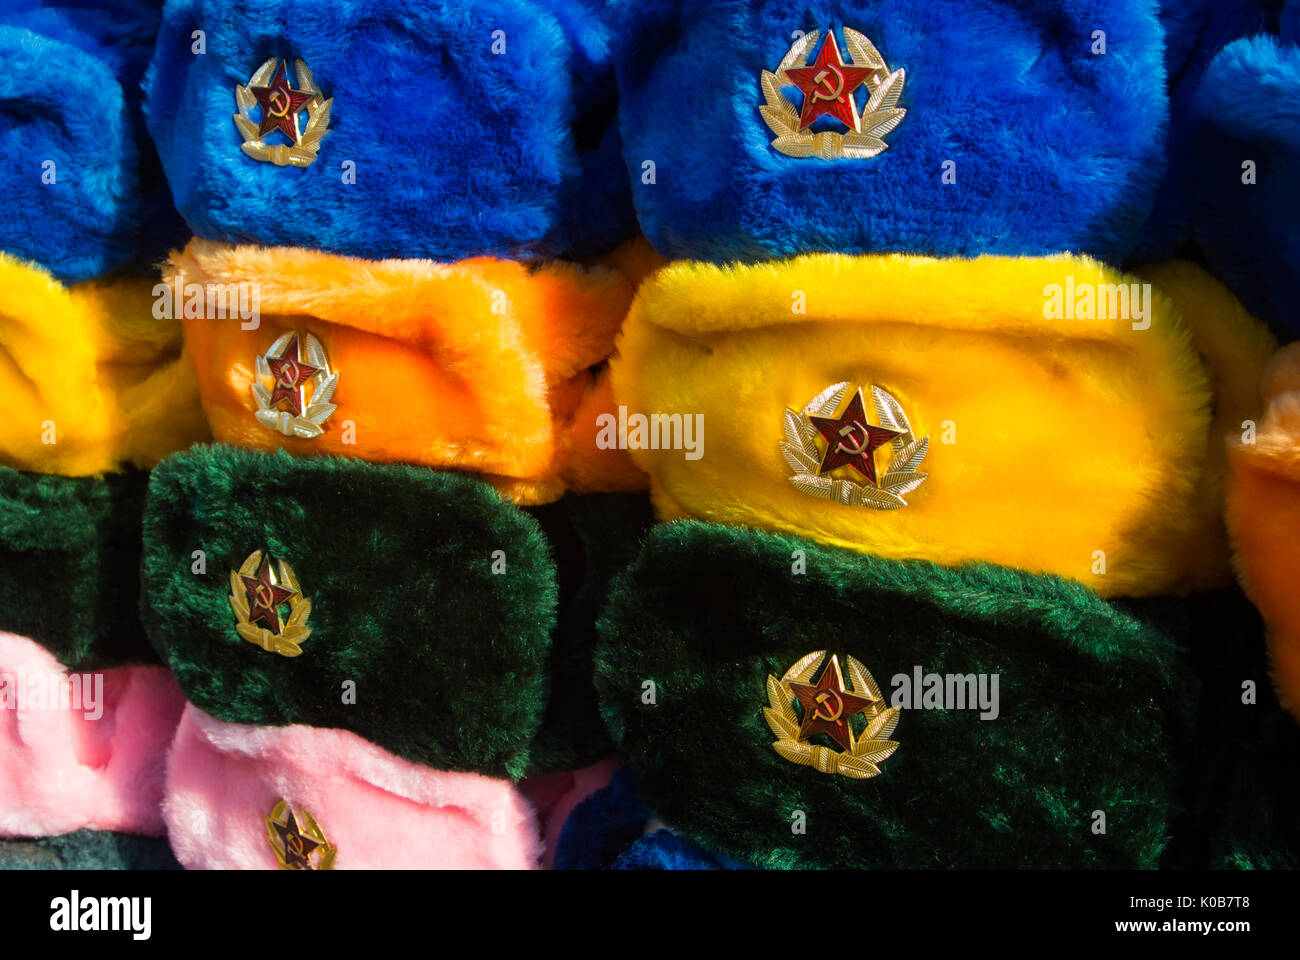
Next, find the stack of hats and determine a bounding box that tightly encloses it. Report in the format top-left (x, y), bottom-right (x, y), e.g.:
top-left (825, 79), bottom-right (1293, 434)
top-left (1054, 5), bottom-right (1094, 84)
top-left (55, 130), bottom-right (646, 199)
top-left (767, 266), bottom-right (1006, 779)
top-left (550, 0), bottom-right (1296, 869)
top-left (135, 0), bottom-right (656, 869)
top-left (0, 0), bottom-right (202, 871)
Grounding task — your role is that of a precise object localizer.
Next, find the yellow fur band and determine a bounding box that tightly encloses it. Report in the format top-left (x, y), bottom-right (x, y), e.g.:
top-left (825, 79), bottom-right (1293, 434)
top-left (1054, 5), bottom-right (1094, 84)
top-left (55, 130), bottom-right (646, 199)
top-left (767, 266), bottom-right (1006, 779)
top-left (0, 253), bottom-right (209, 476)
top-left (169, 239), bottom-right (655, 505)
top-left (1226, 342), bottom-right (1300, 722)
top-left (611, 254), bottom-right (1274, 597)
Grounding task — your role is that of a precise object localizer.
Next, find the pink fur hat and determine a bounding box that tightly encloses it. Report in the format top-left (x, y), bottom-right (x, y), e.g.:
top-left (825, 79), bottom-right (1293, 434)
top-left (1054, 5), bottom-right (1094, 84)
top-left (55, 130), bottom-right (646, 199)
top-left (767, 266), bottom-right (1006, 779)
top-left (164, 704), bottom-right (544, 870)
top-left (0, 631), bottom-right (184, 838)
top-left (520, 753), bottom-right (621, 869)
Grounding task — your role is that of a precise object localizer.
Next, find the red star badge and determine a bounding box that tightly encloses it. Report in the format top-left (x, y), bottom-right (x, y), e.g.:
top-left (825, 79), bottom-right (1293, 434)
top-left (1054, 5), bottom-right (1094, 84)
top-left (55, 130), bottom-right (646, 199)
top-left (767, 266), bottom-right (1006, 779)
top-left (787, 654), bottom-right (879, 752)
top-left (251, 61), bottom-right (313, 142)
top-left (807, 387), bottom-right (902, 485)
top-left (784, 31), bottom-right (876, 132)
top-left (266, 335), bottom-right (320, 417)
top-left (241, 555), bottom-right (297, 633)
top-left (271, 807), bottom-right (321, 869)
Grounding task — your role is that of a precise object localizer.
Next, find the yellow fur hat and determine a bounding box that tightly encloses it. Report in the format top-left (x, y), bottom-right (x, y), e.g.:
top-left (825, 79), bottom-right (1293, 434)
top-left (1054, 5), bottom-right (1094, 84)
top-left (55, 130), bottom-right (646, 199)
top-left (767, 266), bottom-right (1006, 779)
top-left (611, 254), bottom-right (1274, 598)
top-left (169, 239), bottom-right (653, 505)
top-left (1226, 342), bottom-right (1300, 722)
top-left (0, 253), bottom-right (208, 476)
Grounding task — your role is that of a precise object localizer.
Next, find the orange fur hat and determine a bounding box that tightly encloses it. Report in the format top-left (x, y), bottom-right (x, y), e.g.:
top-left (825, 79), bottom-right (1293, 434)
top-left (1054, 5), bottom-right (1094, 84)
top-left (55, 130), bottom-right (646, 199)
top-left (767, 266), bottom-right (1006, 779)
top-left (168, 239), bottom-right (655, 505)
top-left (1226, 341), bottom-right (1300, 722)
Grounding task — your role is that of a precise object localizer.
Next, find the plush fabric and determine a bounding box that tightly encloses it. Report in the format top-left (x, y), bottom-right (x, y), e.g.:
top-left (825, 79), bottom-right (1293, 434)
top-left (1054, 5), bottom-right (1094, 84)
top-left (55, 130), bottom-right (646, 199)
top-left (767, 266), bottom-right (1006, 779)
top-left (610, 0), bottom-right (1167, 263)
top-left (554, 766), bottom-right (653, 870)
top-left (518, 753), bottom-right (620, 868)
top-left (142, 444), bottom-right (556, 780)
top-left (0, 829), bottom-right (181, 870)
top-left (0, 255), bottom-right (208, 476)
top-left (0, 631), bottom-right (185, 838)
top-left (1189, 32), bottom-right (1300, 340)
top-left (1226, 342), bottom-right (1300, 722)
top-left (612, 253), bottom-right (1270, 597)
top-left (1131, 0), bottom-right (1284, 260)
top-left (595, 522), bottom-right (1192, 869)
top-left (613, 830), bottom-right (749, 870)
top-left (144, 0), bottom-right (634, 261)
top-left (524, 493), bottom-right (654, 772)
top-left (170, 239), bottom-right (644, 505)
top-left (165, 704), bottom-right (542, 869)
top-left (0, 466), bottom-right (157, 669)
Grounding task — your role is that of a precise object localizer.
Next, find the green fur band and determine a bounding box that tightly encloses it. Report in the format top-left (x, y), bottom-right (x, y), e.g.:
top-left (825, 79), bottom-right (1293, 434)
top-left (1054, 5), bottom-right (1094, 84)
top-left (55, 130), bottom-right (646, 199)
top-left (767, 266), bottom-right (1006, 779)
top-left (595, 522), bottom-right (1194, 869)
top-left (0, 831), bottom-right (180, 870)
top-left (0, 466), bottom-right (155, 669)
top-left (142, 445), bottom-right (556, 780)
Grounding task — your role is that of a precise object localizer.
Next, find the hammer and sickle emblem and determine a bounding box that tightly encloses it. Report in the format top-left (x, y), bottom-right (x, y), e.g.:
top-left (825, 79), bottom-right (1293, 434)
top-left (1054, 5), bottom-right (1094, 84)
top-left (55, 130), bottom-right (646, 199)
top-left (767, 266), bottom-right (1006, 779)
top-left (267, 88), bottom-right (292, 118)
top-left (276, 359), bottom-right (300, 389)
top-left (811, 63), bottom-right (846, 102)
top-left (813, 689), bottom-right (845, 722)
top-left (835, 420), bottom-right (871, 456)
top-left (255, 583), bottom-right (277, 609)
top-left (286, 834), bottom-right (304, 858)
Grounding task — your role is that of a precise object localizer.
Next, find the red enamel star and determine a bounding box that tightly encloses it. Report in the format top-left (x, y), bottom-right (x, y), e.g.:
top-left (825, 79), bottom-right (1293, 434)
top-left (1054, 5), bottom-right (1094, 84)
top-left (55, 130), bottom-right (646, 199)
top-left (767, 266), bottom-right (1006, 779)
top-left (784, 31), bottom-right (876, 132)
top-left (251, 61), bottom-right (313, 142)
top-left (241, 555), bottom-right (297, 633)
top-left (266, 335), bottom-right (320, 417)
top-left (807, 387), bottom-right (902, 485)
top-left (787, 655), bottom-right (879, 752)
top-left (271, 808), bottom-right (321, 869)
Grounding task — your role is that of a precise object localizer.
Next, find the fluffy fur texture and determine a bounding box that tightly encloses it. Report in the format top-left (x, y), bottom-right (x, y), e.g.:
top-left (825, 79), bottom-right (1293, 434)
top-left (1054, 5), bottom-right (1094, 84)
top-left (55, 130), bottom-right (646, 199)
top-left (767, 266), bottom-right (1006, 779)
top-left (524, 493), bottom-right (654, 771)
top-left (144, 0), bottom-right (634, 261)
top-left (0, 466), bottom-right (157, 669)
top-left (1130, 0), bottom-right (1283, 260)
top-left (0, 829), bottom-right (181, 870)
top-left (1189, 32), bottom-right (1300, 340)
top-left (0, 255), bottom-right (209, 476)
top-left (595, 523), bottom-right (1191, 869)
top-left (142, 445), bottom-right (556, 780)
top-left (165, 704), bottom-right (543, 869)
top-left (1226, 343), bottom-right (1300, 722)
top-left (0, 631), bottom-right (185, 838)
top-left (610, 0), bottom-right (1167, 263)
top-left (610, 253), bottom-right (1263, 597)
top-left (518, 753), bottom-right (620, 868)
top-left (171, 239), bottom-right (643, 505)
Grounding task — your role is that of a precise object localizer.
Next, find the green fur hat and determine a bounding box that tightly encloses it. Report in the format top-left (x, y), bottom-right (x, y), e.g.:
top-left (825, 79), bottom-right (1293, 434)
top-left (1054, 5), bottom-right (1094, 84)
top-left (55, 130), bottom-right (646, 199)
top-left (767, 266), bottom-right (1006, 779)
top-left (595, 521), bottom-right (1196, 869)
top-left (0, 466), bottom-right (156, 669)
top-left (142, 444), bottom-right (558, 780)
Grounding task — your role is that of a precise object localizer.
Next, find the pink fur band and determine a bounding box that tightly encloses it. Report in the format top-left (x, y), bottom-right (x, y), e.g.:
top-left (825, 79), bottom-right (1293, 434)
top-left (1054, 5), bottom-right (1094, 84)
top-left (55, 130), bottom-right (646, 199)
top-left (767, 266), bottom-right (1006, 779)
top-left (164, 704), bottom-right (544, 869)
top-left (0, 631), bottom-right (184, 838)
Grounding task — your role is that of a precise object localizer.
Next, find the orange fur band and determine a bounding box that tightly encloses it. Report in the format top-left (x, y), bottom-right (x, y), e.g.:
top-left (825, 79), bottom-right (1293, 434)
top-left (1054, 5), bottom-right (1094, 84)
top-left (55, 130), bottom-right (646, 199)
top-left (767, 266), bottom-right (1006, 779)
top-left (169, 239), bottom-right (652, 504)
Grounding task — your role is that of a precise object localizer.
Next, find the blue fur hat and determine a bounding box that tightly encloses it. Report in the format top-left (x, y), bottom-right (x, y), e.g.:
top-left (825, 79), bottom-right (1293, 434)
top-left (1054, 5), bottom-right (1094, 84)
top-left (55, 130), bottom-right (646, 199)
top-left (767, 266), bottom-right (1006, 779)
top-left (1129, 0), bottom-right (1284, 261)
top-left (144, 0), bottom-right (636, 261)
top-left (610, 0), bottom-right (1168, 264)
top-left (0, 1), bottom-right (183, 282)
top-left (1187, 14), bottom-right (1300, 340)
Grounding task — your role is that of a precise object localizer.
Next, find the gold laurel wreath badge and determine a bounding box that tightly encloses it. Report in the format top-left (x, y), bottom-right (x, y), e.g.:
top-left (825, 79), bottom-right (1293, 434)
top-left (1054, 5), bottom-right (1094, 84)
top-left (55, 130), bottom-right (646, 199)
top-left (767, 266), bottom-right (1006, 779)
top-left (234, 57), bottom-right (332, 167)
top-left (761, 28), bottom-right (906, 160)
top-left (252, 331), bottom-right (338, 438)
top-left (765, 650), bottom-right (900, 779)
top-left (782, 382), bottom-right (929, 509)
top-left (229, 550), bottom-right (312, 657)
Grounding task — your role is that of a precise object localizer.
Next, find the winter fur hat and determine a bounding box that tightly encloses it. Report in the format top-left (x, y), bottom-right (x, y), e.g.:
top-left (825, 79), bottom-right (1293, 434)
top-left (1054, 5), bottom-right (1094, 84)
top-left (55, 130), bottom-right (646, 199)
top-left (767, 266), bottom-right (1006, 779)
top-left (0, 829), bottom-right (181, 871)
top-left (0, 630), bottom-right (185, 839)
top-left (0, 254), bottom-right (208, 477)
top-left (610, 254), bottom-right (1275, 598)
top-left (0, 1), bottom-right (184, 282)
top-left (1226, 342), bottom-right (1300, 723)
top-left (1130, 0), bottom-right (1284, 260)
top-left (167, 239), bottom-right (649, 505)
top-left (593, 522), bottom-right (1194, 869)
top-left (142, 444), bottom-right (557, 780)
top-left (144, 0), bottom-right (635, 261)
top-left (610, 0), bottom-right (1166, 263)
top-left (164, 704), bottom-right (543, 869)
top-left (1187, 10), bottom-right (1300, 340)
